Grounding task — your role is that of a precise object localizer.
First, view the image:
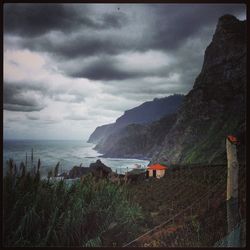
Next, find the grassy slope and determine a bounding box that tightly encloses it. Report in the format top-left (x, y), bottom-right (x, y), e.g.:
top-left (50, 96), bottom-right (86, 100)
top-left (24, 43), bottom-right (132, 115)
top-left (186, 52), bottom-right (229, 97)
top-left (126, 164), bottom-right (246, 247)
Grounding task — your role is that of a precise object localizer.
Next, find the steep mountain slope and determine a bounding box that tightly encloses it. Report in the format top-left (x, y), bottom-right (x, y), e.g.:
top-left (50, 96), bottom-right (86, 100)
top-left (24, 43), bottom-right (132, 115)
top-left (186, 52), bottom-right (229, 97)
top-left (114, 94), bottom-right (183, 128)
top-left (88, 123), bottom-right (114, 144)
top-left (95, 114), bottom-right (177, 159)
top-left (88, 94), bottom-right (183, 144)
top-left (152, 14), bottom-right (246, 165)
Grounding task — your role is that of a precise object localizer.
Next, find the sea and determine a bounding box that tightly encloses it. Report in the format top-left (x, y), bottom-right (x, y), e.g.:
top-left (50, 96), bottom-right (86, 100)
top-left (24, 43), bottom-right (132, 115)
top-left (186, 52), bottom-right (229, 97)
top-left (3, 140), bottom-right (149, 177)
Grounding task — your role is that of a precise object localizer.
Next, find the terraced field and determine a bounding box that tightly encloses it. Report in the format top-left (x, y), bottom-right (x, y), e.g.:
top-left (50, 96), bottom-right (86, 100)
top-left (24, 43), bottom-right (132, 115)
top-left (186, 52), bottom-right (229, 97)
top-left (124, 164), bottom-right (246, 247)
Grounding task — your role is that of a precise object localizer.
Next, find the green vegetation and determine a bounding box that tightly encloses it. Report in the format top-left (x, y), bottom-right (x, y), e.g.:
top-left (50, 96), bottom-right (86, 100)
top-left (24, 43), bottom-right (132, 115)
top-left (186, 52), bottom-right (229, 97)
top-left (3, 158), bottom-right (246, 247)
top-left (3, 159), bottom-right (143, 247)
top-left (183, 112), bottom-right (242, 165)
top-left (126, 163), bottom-right (246, 247)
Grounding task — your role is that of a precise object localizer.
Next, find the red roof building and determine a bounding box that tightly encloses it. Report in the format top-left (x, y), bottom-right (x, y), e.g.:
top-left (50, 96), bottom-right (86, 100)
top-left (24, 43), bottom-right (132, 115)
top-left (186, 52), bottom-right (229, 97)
top-left (147, 164), bottom-right (168, 178)
top-left (227, 135), bottom-right (238, 143)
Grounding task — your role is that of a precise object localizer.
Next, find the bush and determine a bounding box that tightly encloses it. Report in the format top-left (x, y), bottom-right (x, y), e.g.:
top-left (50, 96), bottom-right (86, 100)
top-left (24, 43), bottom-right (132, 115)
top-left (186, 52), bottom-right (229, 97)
top-left (3, 160), bottom-right (143, 247)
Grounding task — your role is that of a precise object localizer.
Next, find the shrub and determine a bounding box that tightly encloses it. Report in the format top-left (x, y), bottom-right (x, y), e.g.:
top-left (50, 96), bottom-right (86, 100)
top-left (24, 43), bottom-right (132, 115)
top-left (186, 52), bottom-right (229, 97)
top-left (3, 160), bottom-right (143, 247)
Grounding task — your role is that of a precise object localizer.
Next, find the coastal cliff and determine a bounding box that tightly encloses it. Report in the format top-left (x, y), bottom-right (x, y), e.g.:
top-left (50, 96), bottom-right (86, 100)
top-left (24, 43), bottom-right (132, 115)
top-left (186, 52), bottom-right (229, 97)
top-left (88, 94), bottom-right (184, 145)
top-left (152, 14), bottom-right (246, 164)
top-left (95, 114), bottom-right (177, 159)
top-left (89, 15), bottom-right (246, 165)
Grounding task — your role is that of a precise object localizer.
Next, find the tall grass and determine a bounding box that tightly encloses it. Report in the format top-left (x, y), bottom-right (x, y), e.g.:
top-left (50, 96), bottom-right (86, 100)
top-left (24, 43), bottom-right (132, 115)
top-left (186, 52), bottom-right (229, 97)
top-left (3, 159), bottom-right (143, 247)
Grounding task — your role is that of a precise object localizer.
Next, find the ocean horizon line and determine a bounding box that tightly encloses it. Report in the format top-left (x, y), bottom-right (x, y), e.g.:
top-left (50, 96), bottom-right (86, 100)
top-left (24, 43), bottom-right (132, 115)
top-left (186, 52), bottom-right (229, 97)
top-left (3, 138), bottom-right (89, 142)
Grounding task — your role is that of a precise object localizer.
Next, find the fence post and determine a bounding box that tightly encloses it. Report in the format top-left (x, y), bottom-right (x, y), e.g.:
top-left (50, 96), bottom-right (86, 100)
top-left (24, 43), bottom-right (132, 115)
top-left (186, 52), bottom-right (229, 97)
top-left (226, 137), bottom-right (239, 200)
top-left (25, 152), bottom-right (28, 168)
top-left (31, 148), bottom-right (34, 170)
top-left (226, 136), bottom-right (240, 247)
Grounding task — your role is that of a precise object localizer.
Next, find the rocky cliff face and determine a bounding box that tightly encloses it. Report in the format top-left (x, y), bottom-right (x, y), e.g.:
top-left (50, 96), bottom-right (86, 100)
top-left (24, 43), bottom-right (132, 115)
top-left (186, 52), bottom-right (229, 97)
top-left (114, 94), bottom-right (183, 128)
top-left (152, 15), bottom-right (246, 165)
top-left (89, 15), bottom-right (246, 165)
top-left (95, 113), bottom-right (177, 159)
top-left (88, 123), bottom-right (114, 144)
top-left (88, 94), bottom-right (183, 144)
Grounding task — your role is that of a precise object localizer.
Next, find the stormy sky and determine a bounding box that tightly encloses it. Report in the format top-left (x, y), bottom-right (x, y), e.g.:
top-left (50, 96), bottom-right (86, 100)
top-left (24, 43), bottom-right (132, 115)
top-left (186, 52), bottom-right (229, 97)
top-left (3, 3), bottom-right (246, 140)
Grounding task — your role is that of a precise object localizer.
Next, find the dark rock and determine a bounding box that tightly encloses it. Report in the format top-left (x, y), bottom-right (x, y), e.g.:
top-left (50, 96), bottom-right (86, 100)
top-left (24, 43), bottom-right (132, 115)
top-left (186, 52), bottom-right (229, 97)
top-left (152, 14), bottom-right (246, 165)
top-left (89, 159), bottom-right (112, 178)
top-left (65, 160), bottom-right (113, 180)
top-left (67, 166), bottom-right (90, 179)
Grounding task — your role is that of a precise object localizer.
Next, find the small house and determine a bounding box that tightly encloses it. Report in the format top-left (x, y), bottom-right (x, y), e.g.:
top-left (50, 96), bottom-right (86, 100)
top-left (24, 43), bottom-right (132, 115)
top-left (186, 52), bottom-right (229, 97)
top-left (146, 164), bottom-right (168, 179)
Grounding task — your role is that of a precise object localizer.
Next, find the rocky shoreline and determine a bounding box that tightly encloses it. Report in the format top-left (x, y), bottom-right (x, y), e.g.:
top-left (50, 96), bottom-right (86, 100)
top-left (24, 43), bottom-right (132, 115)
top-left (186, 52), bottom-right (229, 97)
top-left (59, 159), bottom-right (147, 184)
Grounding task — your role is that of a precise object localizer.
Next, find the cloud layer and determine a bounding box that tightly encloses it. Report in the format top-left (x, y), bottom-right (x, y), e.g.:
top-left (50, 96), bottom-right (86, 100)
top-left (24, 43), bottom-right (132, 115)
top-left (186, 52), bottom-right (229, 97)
top-left (3, 3), bottom-right (246, 139)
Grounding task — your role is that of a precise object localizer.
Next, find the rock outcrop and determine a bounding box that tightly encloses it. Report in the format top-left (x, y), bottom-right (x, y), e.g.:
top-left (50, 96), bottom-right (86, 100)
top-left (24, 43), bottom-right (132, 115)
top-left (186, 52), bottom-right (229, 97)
top-left (89, 159), bottom-right (112, 178)
top-left (64, 160), bottom-right (112, 179)
top-left (66, 165), bottom-right (90, 179)
top-left (152, 14), bottom-right (246, 165)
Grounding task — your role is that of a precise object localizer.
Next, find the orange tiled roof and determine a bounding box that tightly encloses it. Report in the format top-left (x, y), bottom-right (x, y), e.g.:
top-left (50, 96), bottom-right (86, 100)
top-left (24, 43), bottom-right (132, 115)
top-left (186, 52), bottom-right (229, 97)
top-left (147, 164), bottom-right (168, 170)
top-left (228, 135), bottom-right (238, 143)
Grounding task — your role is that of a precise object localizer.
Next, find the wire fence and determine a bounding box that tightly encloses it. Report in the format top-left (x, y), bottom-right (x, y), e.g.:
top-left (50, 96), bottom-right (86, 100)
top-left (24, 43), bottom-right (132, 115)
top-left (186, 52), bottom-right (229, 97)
top-left (6, 150), bottom-right (246, 247)
top-left (123, 163), bottom-right (246, 247)
top-left (214, 219), bottom-right (246, 247)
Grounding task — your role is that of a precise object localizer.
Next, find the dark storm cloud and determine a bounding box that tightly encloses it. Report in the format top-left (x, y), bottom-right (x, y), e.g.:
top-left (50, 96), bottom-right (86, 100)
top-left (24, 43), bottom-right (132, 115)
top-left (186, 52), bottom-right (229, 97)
top-left (71, 62), bottom-right (132, 80)
top-left (5, 3), bottom-right (245, 83)
top-left (4, 103), bottom-right (45, 112)
top-left (21, 34), bottom-right (130, 59)
top-left (146, 4), bottom-right (245, 51)
top-left (4, 4), bottom-right (77, 37)
top-left (3, 80), bottom-right (87, 113)
top-left (102, 12), bottom-right (127, 29)
top-left (4, 4), bottom-right (246, 84)
top-left (68, 57), bottom-right (140, 80)
top-left (5, 4), bottom-right (245, 57)
top-left (3, 83), bottom-right (46, 112)
top-left (4, 81), bottom-right (48, 95)
top-left (3, 4), bottom-right (247, 140)
top-left (65, 39), bottom-right (205, 81)
top-left (4, 3), bottom-right (128, 38)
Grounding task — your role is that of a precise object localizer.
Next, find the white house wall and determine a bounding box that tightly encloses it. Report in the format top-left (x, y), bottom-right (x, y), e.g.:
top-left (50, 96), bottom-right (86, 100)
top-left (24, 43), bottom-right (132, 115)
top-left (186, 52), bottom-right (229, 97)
top-left (148, 169), bottom-right (165, 178)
